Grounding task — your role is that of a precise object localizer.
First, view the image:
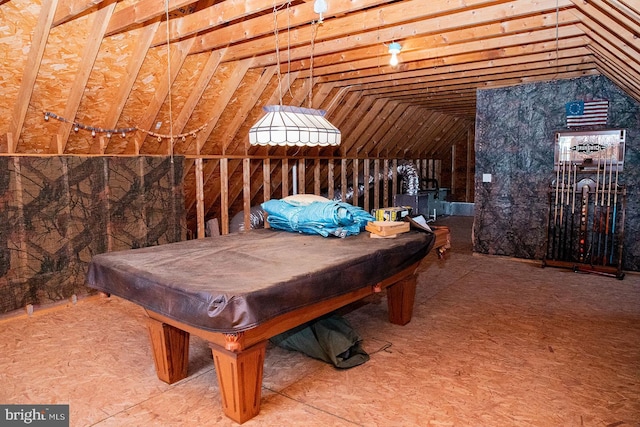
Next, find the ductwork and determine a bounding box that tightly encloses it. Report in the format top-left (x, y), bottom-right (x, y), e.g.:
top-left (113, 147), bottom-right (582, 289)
top-left (229, 160), bottom-right (420, 232)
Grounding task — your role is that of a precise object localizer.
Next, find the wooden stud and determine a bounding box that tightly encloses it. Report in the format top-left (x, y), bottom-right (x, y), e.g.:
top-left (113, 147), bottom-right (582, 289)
top-left (242, 158), bottom-right (251, 232)
top-left (195, 158), bottom-right (205, 238)
top-left (220, 158), bottom-right (229, 234)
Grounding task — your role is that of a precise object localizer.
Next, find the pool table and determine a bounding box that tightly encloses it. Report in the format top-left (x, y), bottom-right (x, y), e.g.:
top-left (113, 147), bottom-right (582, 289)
top-left (86, 228), bottom-right (434, 423)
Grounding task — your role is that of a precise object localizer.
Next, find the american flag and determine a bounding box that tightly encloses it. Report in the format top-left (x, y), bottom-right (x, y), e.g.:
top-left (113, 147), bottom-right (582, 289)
top-left (565, 100), bottom-right (608, 127)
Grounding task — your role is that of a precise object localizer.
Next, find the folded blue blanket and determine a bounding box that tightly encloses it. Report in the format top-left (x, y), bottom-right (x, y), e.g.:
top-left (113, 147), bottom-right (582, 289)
top-left (261, 199), bottom-right (374, 238)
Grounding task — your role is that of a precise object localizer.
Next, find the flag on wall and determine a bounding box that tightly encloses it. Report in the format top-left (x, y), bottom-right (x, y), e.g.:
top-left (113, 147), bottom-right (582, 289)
top-left (565, 100), bottom-right (608, 127)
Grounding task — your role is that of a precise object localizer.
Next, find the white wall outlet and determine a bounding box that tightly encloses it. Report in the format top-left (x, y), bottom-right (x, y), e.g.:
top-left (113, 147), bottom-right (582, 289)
top-left (482, 173), bottom-right (492, 183)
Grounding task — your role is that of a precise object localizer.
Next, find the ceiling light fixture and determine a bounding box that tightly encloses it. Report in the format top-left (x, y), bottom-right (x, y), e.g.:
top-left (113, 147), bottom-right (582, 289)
top-left (388, 42), bottom-right (401, 67)
top-left (249, 105), bottom-right (340, 146)
top-left (249, 2), bottom-right (341, 147)
top-left (313, 0), bottom-right (328, 23)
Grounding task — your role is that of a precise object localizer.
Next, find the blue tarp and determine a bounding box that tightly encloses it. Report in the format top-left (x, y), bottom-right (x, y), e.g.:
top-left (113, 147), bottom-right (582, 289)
top-left (261, 199), bottom-right (374, 238)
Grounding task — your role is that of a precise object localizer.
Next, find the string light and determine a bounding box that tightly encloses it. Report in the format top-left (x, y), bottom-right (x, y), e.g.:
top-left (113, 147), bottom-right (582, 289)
top-left (43, 111), bottom-right (206, 141)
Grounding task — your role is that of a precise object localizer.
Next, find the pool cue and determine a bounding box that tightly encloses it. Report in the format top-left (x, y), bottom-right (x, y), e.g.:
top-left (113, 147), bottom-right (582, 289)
top-left (551, 152), bottom-right (562, 259)
top-left (598, 154), bottom-right (611, 263)
top-left (602, 155), bottom-right (614, 265)
top-left (579, 184), bottom-right (589, 263)
top-left (589, 154), bottom-right (602, 265)
top-left (568, 162), bottom-right (577, 261)
top-left (558, 151), bottom-right (567, 260)
top-left (561, 157), bottom-right (573, 260)
top-left (609, 162), bottom-right (619, 265)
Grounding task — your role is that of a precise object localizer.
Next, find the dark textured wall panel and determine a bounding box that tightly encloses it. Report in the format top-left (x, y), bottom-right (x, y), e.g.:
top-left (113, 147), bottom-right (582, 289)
top-left (0, 156), bottom-right (185, 314)
top-left (474, 75), bottom-right (639, 271)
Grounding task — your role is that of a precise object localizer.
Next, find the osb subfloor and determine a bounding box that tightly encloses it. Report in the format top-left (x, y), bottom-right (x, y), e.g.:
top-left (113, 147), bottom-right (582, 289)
top-left (1, 216), bottom-right (639, 426)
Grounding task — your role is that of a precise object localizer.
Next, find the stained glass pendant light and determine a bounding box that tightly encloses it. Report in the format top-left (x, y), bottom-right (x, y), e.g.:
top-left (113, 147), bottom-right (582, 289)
top-left (249, 105), bottom-right (341, 147)
top-left (248, 3), bottom-right (341, 147)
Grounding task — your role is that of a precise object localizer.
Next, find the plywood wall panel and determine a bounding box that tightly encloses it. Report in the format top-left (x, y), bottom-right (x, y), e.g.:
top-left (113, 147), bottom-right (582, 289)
top-left (140, 51), bottom-right (207, 154)
top-left (116, 43), bottom-right (167, 153)
top-left (21, 9), bottom-right (93, 153)
top-left (199, 68), bottom-right (263, 155)
top-left (66, 28), bottom-right (144, 153)
top-left (0, 0), bottom-right (39, 150)
top-left (178, 61), bottom-right (237, 155)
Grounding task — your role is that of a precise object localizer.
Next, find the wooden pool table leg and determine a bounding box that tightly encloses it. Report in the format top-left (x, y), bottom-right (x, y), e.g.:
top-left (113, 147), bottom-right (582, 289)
top-left (386, 273), bottom-right (417, 325)
top-left (210, 341), bottom-right (267, 424)
top-left (146, 317), bottom-right (190, 384)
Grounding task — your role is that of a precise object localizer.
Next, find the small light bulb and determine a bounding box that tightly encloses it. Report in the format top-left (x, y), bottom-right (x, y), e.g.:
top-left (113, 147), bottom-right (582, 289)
top-left (74, 126), bottom-right (79, 132)
top-left (44, 114), bottom-right (49, 121)
top-left (388, 42), bottom-right (402, 67)
top-left (106, 132), bottom-right (111, 138)
top-left (314, 0), bottom-right (327, 22)
top-left (91, 130), bottom-right (96, 137)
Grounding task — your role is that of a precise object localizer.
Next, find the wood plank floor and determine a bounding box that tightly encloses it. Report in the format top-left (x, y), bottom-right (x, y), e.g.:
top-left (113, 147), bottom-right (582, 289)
top-left (1, 216), bottom-right (639, 426)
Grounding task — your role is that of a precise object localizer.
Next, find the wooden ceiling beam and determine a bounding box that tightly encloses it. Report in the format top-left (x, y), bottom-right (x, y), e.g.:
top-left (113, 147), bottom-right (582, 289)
top-left (53, 0), bottom-right (106, 27)
top-left (190, 0), bottom-right (398, 55)
top-left (428, 119), bottom-right (470, 159)
top-left (98, 21), bottom-right (161, 154)
top-left (222, 65), bottom-right (277, 155)
top-left (592, 59), bottom-right (640, 103)
top-left (221, 0), bottom-right (518, 63)
top-left (356, 105), bottom-right (418, 157)
top-left (348, 102), bottom-right (406, 157)
top-left (308, 24), bottom-right (585, 78)
top-left (340, 98), bottom-right (388, 155)
top-left (8, 0), bottom-right (58, 153)
top-left (379, 63), bottom-right (598, 102)
top-left (105, 0), bottom-right (195, 37)
top-left (359, 55), bottom-right (594, 95)
top-left (128, 37), bottom-right (195, 155)
top-left (262, 7), bottom-right (579, 70)
top-left (50, 3), bottom-right (116, 154)
top-left (318, 48), bottom-right (591, 102)
top-left (350, 100), bottom-right (400, 153)
top-left (397, 110), bottom-right (449, 156)
top-left (393, 109), bottom-right (442, 157)
top-left (159, 48), bottom-right (228, 155)
top-left (191, 59), bottom-right (253, 155)
top-left (577, 24), bottom-right (640, 89)
top-left (423, 116), bottom-right (465, 158)
top-left (319, 37), bottom-right (590, 83)
top-left (570, 6), bottom-right (640, 61)
top-left (587, 45), bottom-right (640, 96)
top-left (150, 0), bottom-right (285, 47)
top-left (375, 106), bottom-right (425, 156)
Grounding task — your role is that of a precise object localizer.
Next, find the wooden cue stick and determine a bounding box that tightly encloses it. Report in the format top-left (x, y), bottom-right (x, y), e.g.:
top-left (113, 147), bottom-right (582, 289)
top-left (552, 147), bottom-right (562, 259)
top-left (609, 160), bottom-right (620, 265)
top-left (603, 155), bottom-right (614, 265)
top-left (569, 162), bottom-right (577, 261)
top-left (557, 148), bottom-right (567, 260)
top-left (589, 149), bottom-right (602, 265)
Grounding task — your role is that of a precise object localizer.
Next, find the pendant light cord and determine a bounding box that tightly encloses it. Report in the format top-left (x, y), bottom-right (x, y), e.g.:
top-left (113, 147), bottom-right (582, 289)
top-left (165, 0), bottom-right (174, 162)
top-left (309, 21), bottom-right (318, 108)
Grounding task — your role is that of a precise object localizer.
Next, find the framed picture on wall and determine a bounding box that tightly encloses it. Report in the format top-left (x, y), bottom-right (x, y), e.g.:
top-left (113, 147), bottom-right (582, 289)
top-left (554, 129), bottom-right (625, 171)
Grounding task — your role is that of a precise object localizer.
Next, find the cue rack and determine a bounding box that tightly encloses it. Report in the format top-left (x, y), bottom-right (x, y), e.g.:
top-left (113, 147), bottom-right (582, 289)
top-left (543, 155), bottom-right (626, 279)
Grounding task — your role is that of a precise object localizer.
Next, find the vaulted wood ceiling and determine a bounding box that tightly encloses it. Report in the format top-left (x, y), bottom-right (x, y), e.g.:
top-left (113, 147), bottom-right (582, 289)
top-left (2, 0), bottom-right (638, 158)
top-left (1, 0), bottom-right (639, 233)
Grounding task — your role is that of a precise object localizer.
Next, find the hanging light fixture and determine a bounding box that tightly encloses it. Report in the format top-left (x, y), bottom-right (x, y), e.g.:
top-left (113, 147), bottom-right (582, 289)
top-left (388, 42), bottom-right (401, 67)
top-left (249, 105), bottom-right (340, 146)
top-left (249, 2), bottom-right (341, 147)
